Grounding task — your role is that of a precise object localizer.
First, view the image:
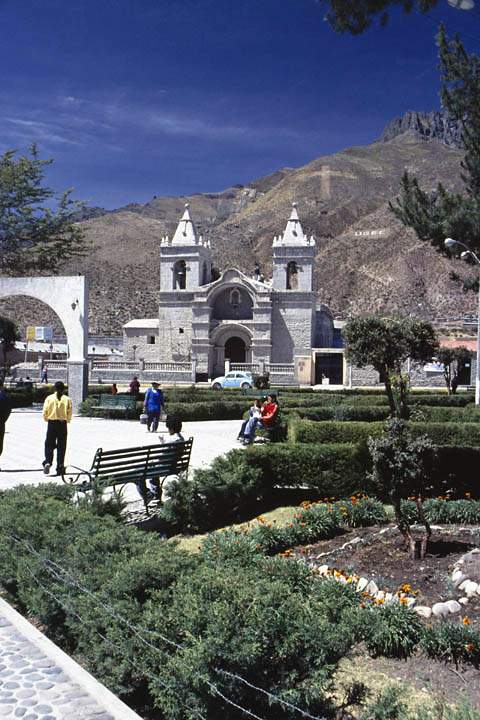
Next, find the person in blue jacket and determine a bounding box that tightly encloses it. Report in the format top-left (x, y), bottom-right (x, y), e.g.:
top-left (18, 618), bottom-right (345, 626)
top-left (143, 381), bottom-right (165, 432)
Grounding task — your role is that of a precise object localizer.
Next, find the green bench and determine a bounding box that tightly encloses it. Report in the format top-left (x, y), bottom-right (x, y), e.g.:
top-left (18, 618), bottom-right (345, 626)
top-left (92, 393), bottom-right (137, 418)
top-left (63, 438), bottom-right (193, 511)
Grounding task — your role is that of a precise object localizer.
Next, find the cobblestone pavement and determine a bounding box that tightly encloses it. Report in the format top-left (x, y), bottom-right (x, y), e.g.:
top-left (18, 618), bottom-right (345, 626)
top-left (0, 600), bottom-right (141, 719)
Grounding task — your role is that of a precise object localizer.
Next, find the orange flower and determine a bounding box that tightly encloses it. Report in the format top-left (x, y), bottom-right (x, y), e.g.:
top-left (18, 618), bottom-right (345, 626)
top-left (462, 616), bottom-right (471, 626)
top-left (359, 602), bottom-right (366, 609)
top-left (375, 598), bottom-right (385, 605)
top-left (465, 492), bottom-right (471, 498)
top-left (465, 643), bottom-right (475, 653)
top-left (399, 597), bottom-right (408, 606)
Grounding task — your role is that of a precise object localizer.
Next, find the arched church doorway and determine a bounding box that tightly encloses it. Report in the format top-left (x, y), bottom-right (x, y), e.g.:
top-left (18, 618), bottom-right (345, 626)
top-left (225, 336), bottom-right (246, 364)
top-left (0, 276), bottom-right (88, 410)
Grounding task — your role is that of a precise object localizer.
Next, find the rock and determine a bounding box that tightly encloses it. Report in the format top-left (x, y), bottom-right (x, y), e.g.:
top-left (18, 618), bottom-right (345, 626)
top-left (464, 581), bottom-right (478, 598)
top-left (414, 606), bottom-right (432, 619)
top-left (385, 592), bottom-right (394, 604)
top-left (458, 580), bottom-right (470, 592)
top-left (317, 565), bottom-right (329, 576)
top-left (445, 600), bottom-right (462, 614)
top-left (452, 569), bottom-right (467, 587)
top-left (459, 597), bottom-right (469, 605)
top-left (404, 597), bottom-right (416, 608)
top-left (366, 580), bottom-right (379, 596)
top-left (432, 602), bottom-right (450, 618)
top-left (357, 577), bottom-right (368, 592)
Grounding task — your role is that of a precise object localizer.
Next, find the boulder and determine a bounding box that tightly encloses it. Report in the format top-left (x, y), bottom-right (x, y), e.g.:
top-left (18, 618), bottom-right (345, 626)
top-left (432, 602), bottom-right (450, 618)
top-left (366, 580), bottom-right (379, 596)
top-left (414, 606), bottom-right (432, 619)
top-left (357, 577), bottom-right (369, 592)
top-left (317, 565), bottom-right (329, 576)
top-left (445, 600), bottom-right (462, 614)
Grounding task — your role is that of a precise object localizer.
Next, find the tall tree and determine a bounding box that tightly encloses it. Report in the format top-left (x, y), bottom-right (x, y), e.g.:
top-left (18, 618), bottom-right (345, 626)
top-left (0, 317), bottom-right (20, 370)
top-left (390, 27), bottom-right (480, 258)
top-left (0, 145), bottom-right (87, 274)
top-left (321, 0), bottom-right (439, 35)
top-left (343, 316), bottom-right (438, 417)
top-left (437, 345), bottom-right (471, 392)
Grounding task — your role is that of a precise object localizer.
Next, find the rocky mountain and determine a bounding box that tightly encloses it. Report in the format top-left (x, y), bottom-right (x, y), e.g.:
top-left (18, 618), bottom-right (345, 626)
top-left (379, 110), bottom-right (462, 148)
top-left (2, 112), bottom-right (478, 337)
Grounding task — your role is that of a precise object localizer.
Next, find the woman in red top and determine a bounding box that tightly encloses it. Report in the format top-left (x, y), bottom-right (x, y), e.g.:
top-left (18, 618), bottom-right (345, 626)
top-left (242, 394), bottom-right (278, 444)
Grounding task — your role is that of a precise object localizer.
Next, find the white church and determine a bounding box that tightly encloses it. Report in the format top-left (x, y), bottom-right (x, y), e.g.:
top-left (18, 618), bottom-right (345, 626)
top-left (122, 203), bottom-right (347, 384)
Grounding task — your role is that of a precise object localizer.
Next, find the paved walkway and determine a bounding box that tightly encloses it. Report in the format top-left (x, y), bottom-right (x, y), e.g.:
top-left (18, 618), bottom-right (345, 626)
top-left (0, 407), bottom-right (241, 497)
top-left (0, 598), bottom-right (142, 720)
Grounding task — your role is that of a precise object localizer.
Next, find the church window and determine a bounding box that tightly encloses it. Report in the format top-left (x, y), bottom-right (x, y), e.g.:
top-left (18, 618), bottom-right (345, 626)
top-left (286, 261), bottom-right (298, 290)
top-left (179, 328), bottom-right (184, 334)
top-left (229, 289), bottom-right (241, 308)
top-left (201, 261), bottom-right (208, 285)
top-left (147, 336), bottom-right (156, 345)
top-left (173, 260), bottom-right (187, 289)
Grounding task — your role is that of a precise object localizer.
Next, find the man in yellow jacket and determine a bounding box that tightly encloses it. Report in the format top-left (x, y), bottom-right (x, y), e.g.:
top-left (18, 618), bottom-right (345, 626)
top-left (42, 381), bottom-right (72, 476)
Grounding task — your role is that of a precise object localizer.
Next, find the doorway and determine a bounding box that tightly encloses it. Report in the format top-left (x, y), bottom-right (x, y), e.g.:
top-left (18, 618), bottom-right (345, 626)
top-left (315, 353), bottom-right (343, 385)
top-left (225, 336), bottom-right (246, 363)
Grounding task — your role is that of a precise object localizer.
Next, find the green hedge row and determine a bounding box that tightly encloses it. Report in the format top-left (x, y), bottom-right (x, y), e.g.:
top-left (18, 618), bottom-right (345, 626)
top-left (289, 419), bottom-right (480, 446)
top-left (284, 405), bottom-right (480, 423)
top-left (162, 442), bottom-right (480, 534)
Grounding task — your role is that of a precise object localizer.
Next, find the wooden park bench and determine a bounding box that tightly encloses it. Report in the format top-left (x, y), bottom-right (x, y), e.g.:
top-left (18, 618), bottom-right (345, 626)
top-left (63, 438), bottom-right (193, 512)
top-left (92, 393), bottom-right (137, 418)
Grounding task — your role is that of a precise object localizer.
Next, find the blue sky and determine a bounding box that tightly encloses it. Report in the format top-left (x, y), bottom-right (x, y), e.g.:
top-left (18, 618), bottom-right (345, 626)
top-left (1, 0), bottom-right (479, 208)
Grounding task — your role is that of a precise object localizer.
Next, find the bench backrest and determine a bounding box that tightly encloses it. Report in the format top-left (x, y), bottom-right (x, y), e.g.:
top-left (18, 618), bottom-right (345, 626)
top-left (99, 394), bottom-right (137, 409)
top-left (90, 438), bottom-right (193, 485)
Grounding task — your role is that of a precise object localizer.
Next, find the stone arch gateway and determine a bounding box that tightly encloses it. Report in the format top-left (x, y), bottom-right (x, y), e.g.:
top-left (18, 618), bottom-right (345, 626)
top-left (0, 276), bottom-right (89, 411)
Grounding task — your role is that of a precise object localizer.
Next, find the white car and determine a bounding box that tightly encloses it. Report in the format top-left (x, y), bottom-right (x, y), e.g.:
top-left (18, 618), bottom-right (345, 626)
top-left (211, 371), bottom-right (253, 390)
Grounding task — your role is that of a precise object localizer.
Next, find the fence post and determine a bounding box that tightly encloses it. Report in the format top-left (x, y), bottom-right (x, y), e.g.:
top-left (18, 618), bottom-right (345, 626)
top-left (224, 359), bottom-right (230, 374)
top-left (191, 355), bottom-right (197, 384)
top-left (139, 358), bottom-right (145, 372)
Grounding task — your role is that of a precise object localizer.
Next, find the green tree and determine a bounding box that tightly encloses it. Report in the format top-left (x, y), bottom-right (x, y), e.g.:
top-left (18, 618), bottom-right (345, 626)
top-left (0, 316), bottom-right (20, 370)
top-left (437, 345), bottom-right (472, 393)
top-left (343, 316), bottom-right (438, 418)
top-left (321, 0), bottom-right (438, 35)
top-left (368, 419), bottom-right (436, 559)
top-left (390, 27), bottom-right (480, 258)
top-left (0, 144), bottom-right (87, 274)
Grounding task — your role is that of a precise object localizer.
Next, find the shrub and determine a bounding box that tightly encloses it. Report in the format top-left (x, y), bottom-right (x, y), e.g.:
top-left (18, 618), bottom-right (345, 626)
top-left (360, 685), bottom-right (407, 720)
top-left (363, 604), bottom-right (423, 659)
top-left (400, 498), bottom-right (480, 524)
top-left (289, 419), bottom-right (480, 447)
top-left (143, 558), bottom-right (361, 719)
top-left (421, 622), bottom-right (480, 667)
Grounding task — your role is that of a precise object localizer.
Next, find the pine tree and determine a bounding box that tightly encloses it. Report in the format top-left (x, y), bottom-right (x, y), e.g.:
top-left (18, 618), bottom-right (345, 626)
top-left (390, 27), bottom-right (480, 257)
top-left (0, 144), bottom-right (87, 274)
top-left (322, 0), bottom-right (438, 35)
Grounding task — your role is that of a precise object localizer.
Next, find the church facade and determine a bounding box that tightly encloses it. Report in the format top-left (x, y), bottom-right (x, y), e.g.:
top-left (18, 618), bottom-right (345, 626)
top-left (123, 203), bottom-right (346, 384)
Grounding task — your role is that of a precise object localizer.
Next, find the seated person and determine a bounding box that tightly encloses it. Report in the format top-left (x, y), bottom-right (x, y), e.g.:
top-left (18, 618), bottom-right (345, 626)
top-left (237, 399), bottom-right (262, 442)
top-left (146, 415), bottom-right (185, 501)
top-left (242, 394), bottom-right (279, 445)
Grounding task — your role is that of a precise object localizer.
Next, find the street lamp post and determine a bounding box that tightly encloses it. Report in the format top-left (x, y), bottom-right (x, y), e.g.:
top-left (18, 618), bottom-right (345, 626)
top-left (444, 238), bottom-right (480, 405)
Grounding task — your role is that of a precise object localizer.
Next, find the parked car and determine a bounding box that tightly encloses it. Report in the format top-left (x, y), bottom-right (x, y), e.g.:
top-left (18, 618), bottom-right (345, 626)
top-left (211, 371), bottom-right (253, 390)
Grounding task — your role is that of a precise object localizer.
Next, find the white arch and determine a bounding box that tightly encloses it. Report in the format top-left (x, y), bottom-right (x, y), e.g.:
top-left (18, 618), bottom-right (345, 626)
top-left (0, 276), bottom-right (89, 410)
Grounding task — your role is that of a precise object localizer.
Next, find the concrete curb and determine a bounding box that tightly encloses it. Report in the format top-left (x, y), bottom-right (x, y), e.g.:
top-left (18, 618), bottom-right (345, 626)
top-left (0, 597), bottom-right (143, 719)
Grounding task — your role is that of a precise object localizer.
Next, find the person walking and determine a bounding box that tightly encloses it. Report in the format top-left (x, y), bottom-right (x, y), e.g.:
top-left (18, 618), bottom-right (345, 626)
top-left (129, 376), bottom-right (140, 396)
top-left (41, 366), bottom-right (48, 384)
top-left (144, 381), bottom-right (165, 432)
top-left (0, 381), bottom-right (12, 465)
top-left (42, 381), bottom-right (72, 476)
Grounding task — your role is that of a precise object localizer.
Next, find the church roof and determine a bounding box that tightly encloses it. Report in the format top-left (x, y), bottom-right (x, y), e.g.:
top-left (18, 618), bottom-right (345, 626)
top-left (171, 203), bottom-right (199, 245)
top-left (273, 203), bottom-right (315, 247)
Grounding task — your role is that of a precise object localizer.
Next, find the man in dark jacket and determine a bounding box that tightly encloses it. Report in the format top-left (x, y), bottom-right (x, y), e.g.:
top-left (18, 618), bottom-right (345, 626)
top-left (0, 381), bottom-right (12, 460)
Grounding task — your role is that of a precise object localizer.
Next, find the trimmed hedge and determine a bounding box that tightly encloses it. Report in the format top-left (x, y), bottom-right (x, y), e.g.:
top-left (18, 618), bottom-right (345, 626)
top-left (289, 419), bottom-right (480, 446)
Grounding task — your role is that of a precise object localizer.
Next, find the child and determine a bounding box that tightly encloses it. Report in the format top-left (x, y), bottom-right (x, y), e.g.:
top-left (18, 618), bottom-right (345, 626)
top-left (237, 399), bottom-right (262, 442)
